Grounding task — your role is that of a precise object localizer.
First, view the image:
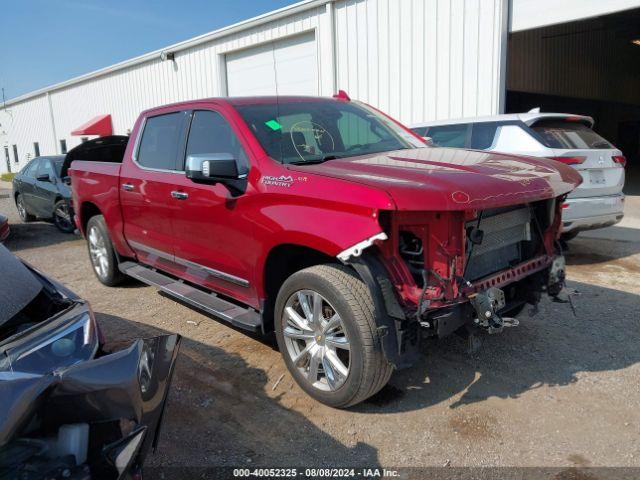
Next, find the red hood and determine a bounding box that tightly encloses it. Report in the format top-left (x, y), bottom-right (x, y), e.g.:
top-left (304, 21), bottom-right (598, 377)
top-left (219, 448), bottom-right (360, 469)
top-left (289, 147), bottom-right (582, 211)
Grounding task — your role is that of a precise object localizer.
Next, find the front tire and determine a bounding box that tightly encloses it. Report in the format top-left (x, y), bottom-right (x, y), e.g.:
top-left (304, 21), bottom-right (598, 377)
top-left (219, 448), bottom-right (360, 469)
top-left (15, 194), bottom-right (35, 222)
top-left (275, 264), bottom-right (394, 408)
top-left (86, 215), bottom-right (125, 286)
top-left (53, 199), bottom-right (75, 233)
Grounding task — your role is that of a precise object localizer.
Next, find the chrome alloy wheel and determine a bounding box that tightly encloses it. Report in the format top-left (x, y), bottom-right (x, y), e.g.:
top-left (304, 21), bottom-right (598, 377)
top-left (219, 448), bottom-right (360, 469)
top-left (88, 226), bottom-right (109, 279)
top-left (54, 202), bottom-right (73, 231)
top-left (282, 290), bottom-right (351, 391)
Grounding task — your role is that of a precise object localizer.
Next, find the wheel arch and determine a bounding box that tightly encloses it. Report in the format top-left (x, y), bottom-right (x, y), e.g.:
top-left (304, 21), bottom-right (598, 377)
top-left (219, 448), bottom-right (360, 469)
top-left (78, 201), bottom-right (102, 235)
top-left (261, 243), bottom-right (345, 332)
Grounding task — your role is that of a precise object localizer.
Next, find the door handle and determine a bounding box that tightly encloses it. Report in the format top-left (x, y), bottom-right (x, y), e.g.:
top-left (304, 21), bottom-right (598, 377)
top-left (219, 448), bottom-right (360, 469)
top-left (171, 191), bottom-right (189, 200)
top-left (121, 183), bottom-right (134, 192)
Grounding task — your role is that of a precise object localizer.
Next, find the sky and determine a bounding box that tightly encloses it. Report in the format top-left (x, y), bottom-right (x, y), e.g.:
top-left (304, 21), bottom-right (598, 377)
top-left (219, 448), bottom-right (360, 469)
top-left (0, 0), bottom-right (297, 100)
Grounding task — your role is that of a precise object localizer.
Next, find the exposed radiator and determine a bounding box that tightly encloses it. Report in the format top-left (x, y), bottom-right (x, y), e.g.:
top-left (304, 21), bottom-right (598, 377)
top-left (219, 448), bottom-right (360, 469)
top-left (465, 206), bottom-right (532, 281)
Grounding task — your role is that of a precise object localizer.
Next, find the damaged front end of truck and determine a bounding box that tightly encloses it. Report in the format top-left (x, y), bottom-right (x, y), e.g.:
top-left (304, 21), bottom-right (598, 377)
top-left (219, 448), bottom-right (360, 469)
top-left (342, 195), bottom-right (573, 369)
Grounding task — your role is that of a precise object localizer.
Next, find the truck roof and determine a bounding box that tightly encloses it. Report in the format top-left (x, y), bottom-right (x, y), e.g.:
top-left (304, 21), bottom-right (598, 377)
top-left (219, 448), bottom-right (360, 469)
top-left (411, 112), bottom-right (595, 129)
top-left (141, 95), bottom-right (341, 116)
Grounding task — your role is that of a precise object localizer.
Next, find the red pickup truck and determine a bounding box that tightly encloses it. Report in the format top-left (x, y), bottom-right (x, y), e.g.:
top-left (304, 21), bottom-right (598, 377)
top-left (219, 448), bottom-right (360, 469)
top-left (69, 95), bottom-right (581, 407)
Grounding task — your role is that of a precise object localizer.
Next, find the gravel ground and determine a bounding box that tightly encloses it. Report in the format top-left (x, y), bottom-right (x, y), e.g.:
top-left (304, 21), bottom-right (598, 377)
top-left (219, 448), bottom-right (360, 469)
top-left (1, 186), bottom-right (639, 475)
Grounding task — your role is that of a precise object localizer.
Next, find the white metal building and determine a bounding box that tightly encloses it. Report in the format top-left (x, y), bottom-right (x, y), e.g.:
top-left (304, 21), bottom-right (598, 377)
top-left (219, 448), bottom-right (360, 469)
top-left (2, 0), bottom-right (640, 180)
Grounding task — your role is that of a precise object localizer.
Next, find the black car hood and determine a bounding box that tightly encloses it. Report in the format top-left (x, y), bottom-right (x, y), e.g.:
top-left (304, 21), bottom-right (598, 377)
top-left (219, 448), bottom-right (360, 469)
top-left (0, 246), bottom-right (42, 327)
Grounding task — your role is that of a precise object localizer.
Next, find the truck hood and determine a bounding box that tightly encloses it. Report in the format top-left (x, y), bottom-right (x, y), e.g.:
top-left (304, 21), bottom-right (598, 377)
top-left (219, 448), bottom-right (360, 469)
top-left (289, 147), bottom-right (582, 210)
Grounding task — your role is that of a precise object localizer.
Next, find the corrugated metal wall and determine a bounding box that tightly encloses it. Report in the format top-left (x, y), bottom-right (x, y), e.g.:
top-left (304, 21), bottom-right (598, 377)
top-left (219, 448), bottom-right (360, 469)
top-left (333, 0), bottom-right (508, 123)
top-left (0, 0), bottom-right (508, 173)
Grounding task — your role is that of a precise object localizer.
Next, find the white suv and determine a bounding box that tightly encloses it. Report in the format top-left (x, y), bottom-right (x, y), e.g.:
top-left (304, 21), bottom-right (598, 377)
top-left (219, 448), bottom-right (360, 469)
top-left (411, 112), bottom-right (626, 239)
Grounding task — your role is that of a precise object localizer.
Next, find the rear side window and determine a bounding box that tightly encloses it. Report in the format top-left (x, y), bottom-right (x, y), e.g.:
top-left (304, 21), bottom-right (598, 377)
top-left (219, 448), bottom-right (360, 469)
top-left (427, 124), bottom-right (469, 148)
top-left (530, 120), bottom-right (612, 150)
top-left (137, 112), bottom-right (185, 170)
top-left (470, 123), bottom-right (499, 150)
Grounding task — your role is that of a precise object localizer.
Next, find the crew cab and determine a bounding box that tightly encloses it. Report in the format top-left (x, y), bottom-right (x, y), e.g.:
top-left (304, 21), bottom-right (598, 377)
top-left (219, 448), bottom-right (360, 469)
top-left (68, 95), bottom-right (581, 408)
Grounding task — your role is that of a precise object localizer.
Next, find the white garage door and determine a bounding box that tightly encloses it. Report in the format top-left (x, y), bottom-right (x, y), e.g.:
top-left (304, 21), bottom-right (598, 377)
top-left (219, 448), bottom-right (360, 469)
top-left (226, 32), bottom-right (317, 96)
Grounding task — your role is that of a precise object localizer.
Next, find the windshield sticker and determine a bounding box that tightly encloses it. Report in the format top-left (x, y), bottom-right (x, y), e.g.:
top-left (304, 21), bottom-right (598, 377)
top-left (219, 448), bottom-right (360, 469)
top-left (265, 119), bottom-right (283, 131)
top-left (290, 121), bottom-right (335, 162)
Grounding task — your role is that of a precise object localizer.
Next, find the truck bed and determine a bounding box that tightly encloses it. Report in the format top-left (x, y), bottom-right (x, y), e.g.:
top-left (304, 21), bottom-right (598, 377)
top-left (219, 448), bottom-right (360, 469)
top-left (69, 161), bottom-right (132, 257)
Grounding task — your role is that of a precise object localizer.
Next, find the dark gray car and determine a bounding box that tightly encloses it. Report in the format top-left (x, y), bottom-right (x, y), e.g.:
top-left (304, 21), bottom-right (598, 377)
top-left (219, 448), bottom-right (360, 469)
top-left (12, 156), bottom-right (75, 233)
top-left (0, 244), bottom-right (181, 478)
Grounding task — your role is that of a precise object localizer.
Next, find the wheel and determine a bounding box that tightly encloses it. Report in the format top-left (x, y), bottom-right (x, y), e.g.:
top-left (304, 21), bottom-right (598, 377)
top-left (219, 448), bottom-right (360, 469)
top-left (86, 215), bottom-right (125, 286)
top-left (274, 264), bottom-right (394, 408)
top-left (561, 231), bottom-right (579, 242)
top-left (15, 194), bottom-right (35, 222)
top-left (53, 199), bottom-right (75, 233)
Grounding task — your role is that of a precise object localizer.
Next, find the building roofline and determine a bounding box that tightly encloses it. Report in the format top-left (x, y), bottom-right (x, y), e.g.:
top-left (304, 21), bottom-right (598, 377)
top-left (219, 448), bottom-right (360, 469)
top-left (3, 0), bottom-right (332, 107)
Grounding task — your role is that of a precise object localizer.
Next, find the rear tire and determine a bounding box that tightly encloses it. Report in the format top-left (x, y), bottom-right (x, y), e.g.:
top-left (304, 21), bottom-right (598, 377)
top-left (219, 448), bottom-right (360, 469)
top-left (275, 264), bottom-right (394, 408)
top-left (15, 194), bottom-right (35, 222)
top-left (86, 215), bottom-right (125, 286)
top-left (53, 199), bottom-right (75, 233)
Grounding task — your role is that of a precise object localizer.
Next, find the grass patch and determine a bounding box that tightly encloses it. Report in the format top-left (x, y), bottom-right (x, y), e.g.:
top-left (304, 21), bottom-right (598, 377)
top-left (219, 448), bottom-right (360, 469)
top-left (0, 173), bottom-right (16, 182)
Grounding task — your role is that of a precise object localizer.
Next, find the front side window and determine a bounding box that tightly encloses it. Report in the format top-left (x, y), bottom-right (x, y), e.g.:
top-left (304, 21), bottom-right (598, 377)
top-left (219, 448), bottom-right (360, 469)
top-left (185, 110), bottom-right (248, 171)
top-left (235, 100), bottom-right (424, 165)
top-left (137, 112), bottom-right (185, 170)
top-left (37, 159), bottom-right (55, 179)
top-left (530, 120), bottom-right (613, 150)
top-left (427, 124), bottom-right (469, 148)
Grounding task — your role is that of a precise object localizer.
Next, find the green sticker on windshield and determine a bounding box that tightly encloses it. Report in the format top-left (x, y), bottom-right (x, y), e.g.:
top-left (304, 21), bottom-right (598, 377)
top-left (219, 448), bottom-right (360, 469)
top-left (265, 119), bottom-right (282, 131)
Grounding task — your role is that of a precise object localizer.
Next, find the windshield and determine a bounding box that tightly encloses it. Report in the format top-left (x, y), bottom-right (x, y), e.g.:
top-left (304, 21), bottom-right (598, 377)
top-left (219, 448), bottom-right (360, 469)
top-left (235, 100), bottom-right (425, 164)
top-left (531, 120), bottom-right (613, 150)
top-left (53, 159), bottom-right (64, 177)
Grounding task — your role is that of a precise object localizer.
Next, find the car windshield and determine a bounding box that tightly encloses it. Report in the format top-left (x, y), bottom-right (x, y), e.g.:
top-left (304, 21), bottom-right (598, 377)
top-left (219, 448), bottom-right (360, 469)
top-left (234, 100), bottom-right (425, 164)
top-left (531, 120), bottom-right (613, 150)
top-left (53, 159), bottom-right (64, 177)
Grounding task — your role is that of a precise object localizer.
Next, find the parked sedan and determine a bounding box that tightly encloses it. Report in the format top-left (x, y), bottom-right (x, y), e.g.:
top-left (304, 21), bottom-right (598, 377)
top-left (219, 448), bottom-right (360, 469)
top-left (0, 215), bottom-right (8, 242)
top-left (0, 244), bottom-right (181, 479)
top-left (411, 111), bottom-right (625, 240)
top-left (12, 155), bottom-right (75, 233)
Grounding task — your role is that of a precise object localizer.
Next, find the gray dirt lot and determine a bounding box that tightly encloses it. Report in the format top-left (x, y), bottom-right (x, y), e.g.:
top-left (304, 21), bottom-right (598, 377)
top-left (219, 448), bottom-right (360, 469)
top-left (1, 185), bottom-right (639, 472)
